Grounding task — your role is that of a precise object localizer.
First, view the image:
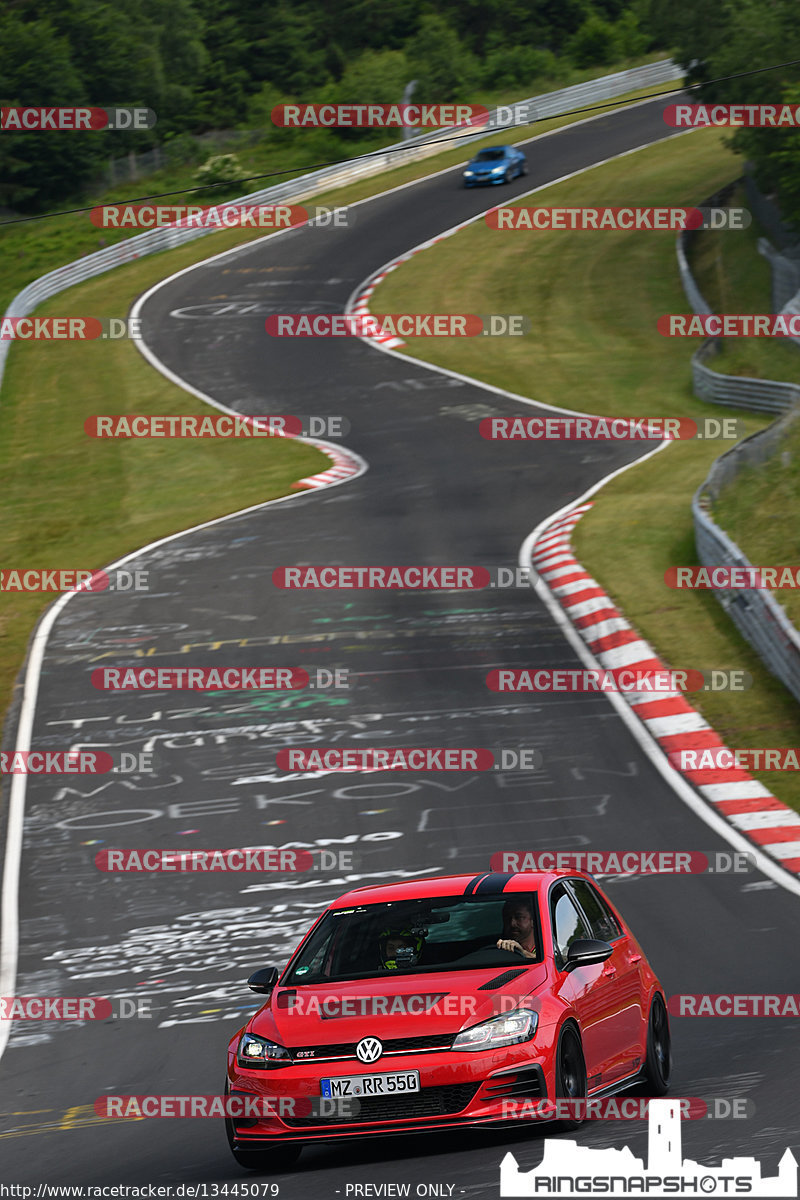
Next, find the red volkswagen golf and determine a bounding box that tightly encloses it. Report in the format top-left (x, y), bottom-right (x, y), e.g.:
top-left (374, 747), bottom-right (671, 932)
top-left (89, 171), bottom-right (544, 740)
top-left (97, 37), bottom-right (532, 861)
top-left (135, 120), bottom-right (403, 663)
top-left (225, 870), bottom-right (671, 1170)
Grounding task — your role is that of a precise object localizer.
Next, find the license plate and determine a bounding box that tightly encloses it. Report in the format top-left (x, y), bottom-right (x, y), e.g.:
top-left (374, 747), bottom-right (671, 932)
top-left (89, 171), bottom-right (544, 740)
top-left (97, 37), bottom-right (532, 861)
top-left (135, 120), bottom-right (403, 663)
top-left (320, 1070), bottom-right (420, 1099)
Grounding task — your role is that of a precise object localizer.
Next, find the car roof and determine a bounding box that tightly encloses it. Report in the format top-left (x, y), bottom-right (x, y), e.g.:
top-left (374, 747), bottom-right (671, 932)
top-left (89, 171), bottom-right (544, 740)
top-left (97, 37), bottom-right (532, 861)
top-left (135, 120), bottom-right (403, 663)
top-left (329, 870), bottom-right (597, 909)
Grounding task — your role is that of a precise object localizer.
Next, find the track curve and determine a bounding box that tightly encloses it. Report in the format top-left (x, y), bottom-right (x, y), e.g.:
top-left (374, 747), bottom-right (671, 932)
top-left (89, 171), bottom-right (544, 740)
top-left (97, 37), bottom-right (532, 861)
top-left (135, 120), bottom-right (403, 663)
top-left (1, 95), bottom-right (798, 1193)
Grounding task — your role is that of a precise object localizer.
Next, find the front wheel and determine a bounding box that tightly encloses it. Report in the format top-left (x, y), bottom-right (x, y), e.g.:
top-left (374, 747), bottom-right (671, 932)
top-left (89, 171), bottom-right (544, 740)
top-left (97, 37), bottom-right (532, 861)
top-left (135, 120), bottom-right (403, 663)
top-left (642, 994), bottom-right (671, 1096)
top-left (552, 1024), bottom-right (586, 1131)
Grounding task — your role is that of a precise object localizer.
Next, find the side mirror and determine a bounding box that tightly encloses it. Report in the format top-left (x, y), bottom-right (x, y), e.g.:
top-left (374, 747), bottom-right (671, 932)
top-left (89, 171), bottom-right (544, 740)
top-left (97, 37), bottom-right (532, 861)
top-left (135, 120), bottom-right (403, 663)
top-left (247, 966), bottom-right (280, 994)
top-left (565, 939), bottom-right (613, 969)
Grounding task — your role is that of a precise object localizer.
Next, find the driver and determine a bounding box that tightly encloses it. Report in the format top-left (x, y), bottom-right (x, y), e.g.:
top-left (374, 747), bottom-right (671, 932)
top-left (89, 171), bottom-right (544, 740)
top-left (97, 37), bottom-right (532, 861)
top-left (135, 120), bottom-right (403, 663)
top-left (379, 927), bottom-right (424, 970)
top-left (497, 897), bottom-right (537, 960)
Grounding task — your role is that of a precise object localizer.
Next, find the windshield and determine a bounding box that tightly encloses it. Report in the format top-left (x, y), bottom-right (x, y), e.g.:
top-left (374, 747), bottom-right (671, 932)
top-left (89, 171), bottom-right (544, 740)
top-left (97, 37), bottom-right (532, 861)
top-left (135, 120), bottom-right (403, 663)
top-left (475, 148), bottom-right (506, 161)
top-left (283, 892), bottom-right (542, 984)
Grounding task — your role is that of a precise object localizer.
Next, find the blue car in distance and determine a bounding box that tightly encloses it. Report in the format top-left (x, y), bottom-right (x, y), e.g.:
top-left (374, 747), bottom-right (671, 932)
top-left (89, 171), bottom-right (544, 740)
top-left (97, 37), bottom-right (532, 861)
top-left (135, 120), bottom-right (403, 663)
top-left (463, 145), bottom-right (527, 187)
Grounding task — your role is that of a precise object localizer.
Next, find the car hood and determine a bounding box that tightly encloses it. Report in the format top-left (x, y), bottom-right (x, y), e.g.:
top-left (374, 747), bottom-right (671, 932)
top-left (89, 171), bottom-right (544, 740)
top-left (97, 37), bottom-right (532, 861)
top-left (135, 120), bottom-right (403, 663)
top-left (250, 964), bottom-right (549, 1046)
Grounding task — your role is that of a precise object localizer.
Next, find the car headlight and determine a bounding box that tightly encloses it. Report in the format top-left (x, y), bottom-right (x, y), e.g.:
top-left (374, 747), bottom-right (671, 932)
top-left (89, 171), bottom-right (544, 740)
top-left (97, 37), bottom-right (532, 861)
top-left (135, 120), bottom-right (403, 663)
top-left (452, 1009), bottom-right (538, 1051)
top-left (464, 170), bottom-right (474, 176)
top-left (491, 165), bottom-right (506, 173)
top-left (237, 1033), bottom-right (291, 1069)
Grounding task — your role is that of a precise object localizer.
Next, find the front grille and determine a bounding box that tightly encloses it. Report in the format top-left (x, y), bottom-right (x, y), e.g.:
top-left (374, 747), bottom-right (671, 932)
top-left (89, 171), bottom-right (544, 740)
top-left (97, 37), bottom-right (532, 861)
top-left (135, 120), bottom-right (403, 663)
top-left (478, 970), bottom-right (526, 991)
top-left (283, 1083), bottom-right (480, 1126)
top-left (290, 1034), bottom-right (453, 1063)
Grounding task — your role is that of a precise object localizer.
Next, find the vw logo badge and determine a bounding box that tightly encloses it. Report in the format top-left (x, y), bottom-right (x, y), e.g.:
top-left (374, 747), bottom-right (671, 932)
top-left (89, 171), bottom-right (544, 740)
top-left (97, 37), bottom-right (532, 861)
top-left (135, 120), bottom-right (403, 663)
top-left (356, 1037), bottom-right (383, 1064)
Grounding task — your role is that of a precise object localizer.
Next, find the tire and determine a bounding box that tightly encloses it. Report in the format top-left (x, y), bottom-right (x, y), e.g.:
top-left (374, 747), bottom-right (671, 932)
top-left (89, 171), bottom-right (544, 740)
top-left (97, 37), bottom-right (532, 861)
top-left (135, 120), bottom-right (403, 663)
top-left (503, 169), bottom-right (512, 183)
top-left (552, 1024), bottom-right (587, 1131)
top-left (224, 1080), bottom-right (303, 1172)
top-left (642, 994), bottom-right (671, 1096)
top-left (520, 162), bottom-right (528, 176)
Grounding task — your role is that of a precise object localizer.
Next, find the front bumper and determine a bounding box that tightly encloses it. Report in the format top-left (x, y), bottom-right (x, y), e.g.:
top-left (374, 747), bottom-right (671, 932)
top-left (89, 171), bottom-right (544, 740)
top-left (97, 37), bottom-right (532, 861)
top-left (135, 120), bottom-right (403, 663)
top-left (227, 1052), bottom-right (549, 1145)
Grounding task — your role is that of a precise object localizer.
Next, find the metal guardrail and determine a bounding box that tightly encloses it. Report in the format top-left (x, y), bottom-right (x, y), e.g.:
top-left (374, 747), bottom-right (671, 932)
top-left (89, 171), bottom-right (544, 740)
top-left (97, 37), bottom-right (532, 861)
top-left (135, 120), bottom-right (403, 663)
top-left (693, 408), bottom-right (800, 705)
top-left (680, 190), bottom-right (800, 702)
top-left (678, 193), bottom-right (800, 414)
top-left (692, 339), bottom-right (800, 413)
top-left (0, 58), bottom-right (683, 392)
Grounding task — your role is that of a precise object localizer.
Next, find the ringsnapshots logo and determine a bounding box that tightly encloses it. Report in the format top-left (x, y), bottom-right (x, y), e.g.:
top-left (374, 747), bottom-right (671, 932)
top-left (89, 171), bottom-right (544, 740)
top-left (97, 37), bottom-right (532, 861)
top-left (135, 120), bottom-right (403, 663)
top-left (499, 1098), bottom-right (796, 1198)
top-left (1, 106), bottom-right (156, 131)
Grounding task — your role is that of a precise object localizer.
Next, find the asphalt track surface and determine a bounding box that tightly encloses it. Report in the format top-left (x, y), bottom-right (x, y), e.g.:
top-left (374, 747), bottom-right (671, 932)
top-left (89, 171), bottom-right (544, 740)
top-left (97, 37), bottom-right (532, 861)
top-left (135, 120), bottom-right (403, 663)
top-left (1, 96), bottom-right (799, 1193)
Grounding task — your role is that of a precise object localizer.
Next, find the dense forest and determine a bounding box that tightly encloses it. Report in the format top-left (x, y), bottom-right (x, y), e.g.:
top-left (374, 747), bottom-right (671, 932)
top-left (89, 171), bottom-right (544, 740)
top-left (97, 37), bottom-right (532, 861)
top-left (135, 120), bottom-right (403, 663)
top-left (2, 0), bottom-right (800, 218)
top-left (1, 0), bottom-right (653, 211)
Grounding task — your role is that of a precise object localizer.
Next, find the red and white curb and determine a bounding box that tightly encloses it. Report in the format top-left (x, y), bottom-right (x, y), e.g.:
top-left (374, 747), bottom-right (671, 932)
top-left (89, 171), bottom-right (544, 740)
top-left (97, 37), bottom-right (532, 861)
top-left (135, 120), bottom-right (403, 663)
top-left (531, 503), bottom-right (800, 876)
top-left (293, 442), bottom-right (362, 490)
top-left (348, 233), bottom-right (456, 350)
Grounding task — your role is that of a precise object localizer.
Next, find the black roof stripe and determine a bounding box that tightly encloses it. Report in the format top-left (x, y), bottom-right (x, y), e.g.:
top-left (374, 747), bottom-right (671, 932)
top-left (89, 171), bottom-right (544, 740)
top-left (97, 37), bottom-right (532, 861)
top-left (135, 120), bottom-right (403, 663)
top-left (464, 873), bottom-right (490, 895)
top-left (475, 872), bottom-right (517, 894)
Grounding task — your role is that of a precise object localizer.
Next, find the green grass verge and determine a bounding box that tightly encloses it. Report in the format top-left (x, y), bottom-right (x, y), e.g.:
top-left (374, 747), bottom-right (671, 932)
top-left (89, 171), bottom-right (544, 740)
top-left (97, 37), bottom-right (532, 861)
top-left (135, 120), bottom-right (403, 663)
top-left (370, 126), bottom-right (800, 812)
